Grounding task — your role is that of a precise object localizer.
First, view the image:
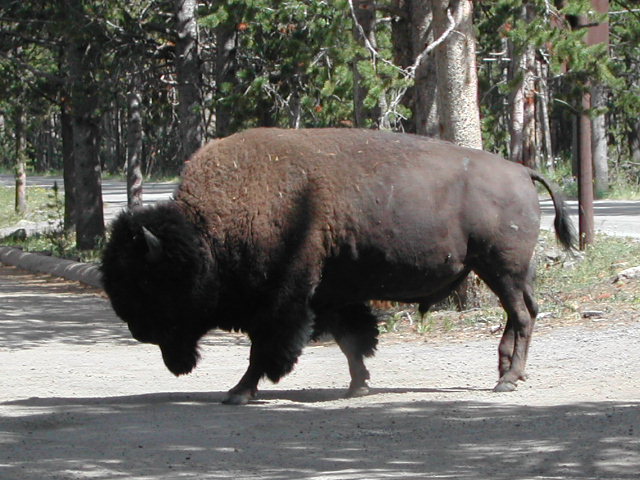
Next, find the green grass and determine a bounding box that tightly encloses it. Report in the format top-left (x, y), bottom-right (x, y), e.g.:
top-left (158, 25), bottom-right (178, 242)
top-left (0, 185), bottom-right (53, 229)
top-left (1, 226), bottom-right (101, 264)
top-left (603, 175), bottom-right (640, 200)
top-left (0, 184), bottom-right (102, 263)
top-left (376, 231), bottom-right (640, 337)
top-left (535, 231), bottom-right (640, 315)
top-left (536, 233), bottom-right (639, 292)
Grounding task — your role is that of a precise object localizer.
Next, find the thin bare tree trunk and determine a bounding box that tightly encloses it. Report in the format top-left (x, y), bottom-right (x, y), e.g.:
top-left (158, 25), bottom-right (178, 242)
top-left (508, 4), bottom-right (537, 167)
top-left (629, 120), bottom-right (640, 165)
top-left (589, 0), bottom-right (610, 197)
top-left (60, 97), bottom-right (75, 233)
top-left (288, 91), bottom-right (302, 129)
top-left (509, 58), bottom-right (525, 163)
top-left (14, 107), bottom-right (27, 215)
top-left (127, 88), bottom-right (143, 208)
top-left (592, 84), bottom-right (608, 197)
top-left (537, 59), bottom-right (554, 171)
top-left (523, 82), bottom-right (537, 169)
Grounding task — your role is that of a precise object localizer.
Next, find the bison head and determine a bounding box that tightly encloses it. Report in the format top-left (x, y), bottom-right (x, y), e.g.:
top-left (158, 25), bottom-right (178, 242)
top-left (101, 203), bottom-right (215, 376)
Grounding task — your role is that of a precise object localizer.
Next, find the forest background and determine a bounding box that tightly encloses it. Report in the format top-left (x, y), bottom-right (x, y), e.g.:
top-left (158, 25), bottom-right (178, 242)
top-left (1, 0), bottom-right (639, 250)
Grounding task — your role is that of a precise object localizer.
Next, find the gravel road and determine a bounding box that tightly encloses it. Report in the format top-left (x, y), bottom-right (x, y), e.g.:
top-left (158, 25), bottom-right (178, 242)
top-left (1, 265), bottom-right (639, 479)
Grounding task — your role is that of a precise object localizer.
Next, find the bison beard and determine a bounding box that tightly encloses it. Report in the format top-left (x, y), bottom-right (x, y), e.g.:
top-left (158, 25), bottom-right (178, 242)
top-left (101, 128), bottom-right (576, 405)
top-left (160, 339), bottom-right (200, 376)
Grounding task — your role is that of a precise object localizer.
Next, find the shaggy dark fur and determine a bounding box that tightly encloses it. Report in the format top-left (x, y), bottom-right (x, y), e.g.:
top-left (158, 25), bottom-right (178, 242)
top-left (101, 128), bottom-right (576, 404)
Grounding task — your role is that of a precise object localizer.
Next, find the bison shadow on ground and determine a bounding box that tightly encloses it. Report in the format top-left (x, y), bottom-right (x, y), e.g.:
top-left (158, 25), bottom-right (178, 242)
top-left (2, 393), bottom-right (638, 480)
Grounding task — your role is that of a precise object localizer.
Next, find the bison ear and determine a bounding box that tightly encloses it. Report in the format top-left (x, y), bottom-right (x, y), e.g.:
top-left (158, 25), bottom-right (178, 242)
top-left (142, 227), bottom-right (163, 262)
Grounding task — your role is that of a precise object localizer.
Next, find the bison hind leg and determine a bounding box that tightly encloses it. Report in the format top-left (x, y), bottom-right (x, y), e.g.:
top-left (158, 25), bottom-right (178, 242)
top-left (473, 262), bottom-right (538, 392)
top-left (313, 303), bottom-right (379, 398)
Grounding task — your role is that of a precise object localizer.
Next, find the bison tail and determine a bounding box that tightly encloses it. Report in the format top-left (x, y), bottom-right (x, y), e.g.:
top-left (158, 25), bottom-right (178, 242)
top-left (529, 170), bottom-right (578, 252)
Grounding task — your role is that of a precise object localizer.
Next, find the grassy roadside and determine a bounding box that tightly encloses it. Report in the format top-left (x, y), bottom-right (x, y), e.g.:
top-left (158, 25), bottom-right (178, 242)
top-left (0, 185), bottom-right (53, 229)
top-left (376, 231), bottom-right (640, 339)
top-left (0, 185), bottom-right (98, 262)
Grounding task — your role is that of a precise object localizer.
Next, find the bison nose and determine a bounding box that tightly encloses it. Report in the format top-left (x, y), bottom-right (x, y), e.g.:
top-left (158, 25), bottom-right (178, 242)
top-left (127, 323), bottom-right (157, 344)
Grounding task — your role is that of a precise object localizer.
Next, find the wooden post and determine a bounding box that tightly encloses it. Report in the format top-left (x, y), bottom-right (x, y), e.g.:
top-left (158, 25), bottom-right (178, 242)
top-left (576, 0), bottom-right (609, 249)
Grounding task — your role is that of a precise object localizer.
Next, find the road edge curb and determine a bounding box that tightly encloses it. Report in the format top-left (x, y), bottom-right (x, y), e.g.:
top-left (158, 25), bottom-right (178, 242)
top-left (0, 246), bottom-right (103, 289)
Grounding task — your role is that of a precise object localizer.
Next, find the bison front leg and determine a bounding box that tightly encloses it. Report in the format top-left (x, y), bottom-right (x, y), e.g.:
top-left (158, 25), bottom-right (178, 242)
top-left (222, 303), bottom-right (314, 405)
top-left (222, 347), bottom-right (263, 405)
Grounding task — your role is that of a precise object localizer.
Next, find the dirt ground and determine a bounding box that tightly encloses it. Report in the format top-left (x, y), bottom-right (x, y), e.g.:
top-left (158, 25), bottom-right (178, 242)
top-left (1, 265), bottom-right (639, 480)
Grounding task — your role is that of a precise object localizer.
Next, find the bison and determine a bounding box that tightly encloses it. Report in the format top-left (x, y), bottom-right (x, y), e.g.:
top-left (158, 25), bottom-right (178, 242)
top-left (101, 128), bottom-right (576, 405)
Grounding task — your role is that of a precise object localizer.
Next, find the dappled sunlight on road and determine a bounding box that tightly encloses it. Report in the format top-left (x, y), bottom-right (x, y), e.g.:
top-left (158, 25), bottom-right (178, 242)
top-left (0, 266), bottom-right (131, 349)
top-left (2, 394), bottom-right (638, 480)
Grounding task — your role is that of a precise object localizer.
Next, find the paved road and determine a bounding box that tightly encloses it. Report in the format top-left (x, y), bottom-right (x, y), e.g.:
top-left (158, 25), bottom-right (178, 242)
top-left (539, 198), bottom-right (640, 239)
top-left (2, 175), bottom-right (640, 238)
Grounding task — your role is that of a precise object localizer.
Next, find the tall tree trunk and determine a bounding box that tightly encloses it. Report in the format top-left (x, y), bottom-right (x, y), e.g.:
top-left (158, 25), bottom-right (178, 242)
top-left (412, 0), bottom-right (439, 137)
top-left (127, 88), bottom-right (143, 208)
top-left (432, 0), bottom-right (482, 149)
top-left (175, 0), bottom-right (203, 161)
top-left (215, 21), bottom-right (237, 138)
top-left (13, 107), bottom-right (27, 215)
top-left (391, 0), bottom-right (438, 136)
top-left (523, 77), bottom-right (537, 169)
top-left (66, 36), bottom-right (105, 250)
top-left (537, 59), bottom-right (554, 171)
top-left (352, 64), bottom-right (367, 128)
top-left (61, 97), bottom-right (76, 233)
top-left (591, 83), bottom-right (608, 197)
top-left (288, 91), bottom-right (302, 129)
top-left (629, 120), bottom-right (640, 165)
top-left (589, 0), bottom-right (609, 198)
top-left (508, 4), bottom-right (537, 167)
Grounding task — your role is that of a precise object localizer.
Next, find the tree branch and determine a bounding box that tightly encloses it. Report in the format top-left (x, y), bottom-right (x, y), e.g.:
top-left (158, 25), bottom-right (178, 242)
top-left (406, 6), bottom-right (460, 77)
top-left (347, 0), bottom-right (406, 76)
top-left (0, 49), bottom-right (63, 86)
top-left (348, 0), bottom-right (460, 80)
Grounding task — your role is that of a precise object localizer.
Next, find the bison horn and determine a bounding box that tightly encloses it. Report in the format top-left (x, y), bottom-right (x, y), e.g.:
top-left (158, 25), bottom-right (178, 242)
top-left (142, 227), bottom-right (163, 262)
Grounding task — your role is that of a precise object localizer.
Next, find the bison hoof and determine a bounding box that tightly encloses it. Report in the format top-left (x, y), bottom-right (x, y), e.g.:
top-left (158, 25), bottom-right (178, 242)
top-left (222, 391), bottom-right (256, 405)
top-left (345, 385), bottom-right (370, 398)
top-left (493, 380), bottom-right (517, 393)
